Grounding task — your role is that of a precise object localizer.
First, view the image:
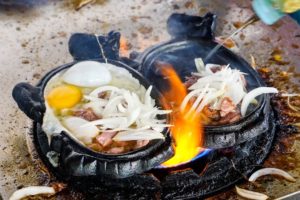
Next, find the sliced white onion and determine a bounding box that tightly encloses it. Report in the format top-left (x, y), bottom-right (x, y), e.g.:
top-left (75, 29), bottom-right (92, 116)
top-left (89, 85), bottom-right (120, 97)
top-left (144, 86), bottom-right (153, 106)
top-left (194, 58), bottom-right (205, 72)
top-left (63, 117), bottom-right (99, 144)
top-left (287, 96), bottom-right (300, 112)
top-left (249, 168), bottom-right (296, 182)
top-left (82, 117), bottom-right (128, 129)
top-left (180, 88), bottom-right (204, 111)
top-left (241, 87), bottom-right (278, 116)
top-left (117, 103), bottom-right (127, 113)
top-left (281, 93), bottom-right (300, 97)
top-left (80, 84), bottom-right (170, 141)
top-left (195, 89), bottom-right (225, 113)
top-left (83, 95), bottom-right (108, 103)
top-left (224, 78), bottom-right (246, 104)
top-left (189, 84), bottom-right (210, 113)
top-left (127, 107), bottom-right (141, 126)
top-left (102, 96), bottom-right (125, 116)
top-left (235, 186), bottom-right (269, 200)
top-left (9, 186), bottom-right (56, 200)
top-left (113, 130), bottom-right (165, 141)
top-left (152, 110), bottom-right (172, 115)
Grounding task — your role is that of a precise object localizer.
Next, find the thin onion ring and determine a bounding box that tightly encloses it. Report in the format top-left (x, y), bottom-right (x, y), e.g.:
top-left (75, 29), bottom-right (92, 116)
top-left (249, 168), bottom-right (296, 182)
top-left (9, 186), bottom-right (56, 200)
top-left (235, 186), bottom-right (269, 200)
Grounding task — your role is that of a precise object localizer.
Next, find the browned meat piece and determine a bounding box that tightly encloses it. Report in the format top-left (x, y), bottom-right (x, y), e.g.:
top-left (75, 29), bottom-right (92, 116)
top-left (218, 111), bottom-right (241, 124)
top-left (203, 106), bottom-right (220, 121)
top-left (210, 65), bottom-right (223, 73)
top-left (114, 141), bottom-right (130, 147)
top-left (73, 108), bottom-right (101, 121)
top-left (95, 131), bottom-right (117, 147)
top-left (98, 91), bottom-right (107, 99)
top-left (220, 97), bottom-right (237, 117)
top-left (135, 140), bottom-right (149, 148)
top-left (88, 129), bottom-right (151, 154)
top-left (106, 147), bottom-right (125, 154)
top-left (88, 143), bottom-right (103, 152)
top-left (184, 74), bottom-right (199, 88)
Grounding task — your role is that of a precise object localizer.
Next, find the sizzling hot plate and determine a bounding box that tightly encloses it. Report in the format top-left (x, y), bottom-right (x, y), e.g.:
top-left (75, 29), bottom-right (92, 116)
top-left (12, 32), bottom-right (174, 180)
top-left (134, 13), bottom-right (274, 149)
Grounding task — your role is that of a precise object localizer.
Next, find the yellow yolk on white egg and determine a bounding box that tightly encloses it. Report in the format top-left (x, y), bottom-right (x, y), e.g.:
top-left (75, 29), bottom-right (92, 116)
top-left (47, 85), bottom-right (82, 110)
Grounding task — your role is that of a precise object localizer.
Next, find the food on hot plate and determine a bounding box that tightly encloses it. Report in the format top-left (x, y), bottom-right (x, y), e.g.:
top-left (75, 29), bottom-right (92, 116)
top-left (42, 61), bottom-right (171, 154)
top-left (235, 167), bottom-right (296, 200)
top-left (182, 58), bottom-right (278, 125)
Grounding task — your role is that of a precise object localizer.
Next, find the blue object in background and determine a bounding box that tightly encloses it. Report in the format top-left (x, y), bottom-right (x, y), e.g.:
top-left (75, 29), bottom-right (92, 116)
top-left (290, 10), bottom-right (300, 24)
top-left (252, 0), bottom-right (300, 25)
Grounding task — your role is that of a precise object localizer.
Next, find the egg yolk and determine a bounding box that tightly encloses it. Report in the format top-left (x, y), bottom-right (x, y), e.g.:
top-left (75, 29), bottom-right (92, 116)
top-left (47, 85), bottom-right (82, 110)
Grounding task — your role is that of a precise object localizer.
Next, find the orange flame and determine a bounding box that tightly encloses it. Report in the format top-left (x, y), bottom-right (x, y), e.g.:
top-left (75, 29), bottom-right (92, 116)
top-left (160, 64), bottom-right (204, 167)
top-left (120, 36), bottom-right (130, 57)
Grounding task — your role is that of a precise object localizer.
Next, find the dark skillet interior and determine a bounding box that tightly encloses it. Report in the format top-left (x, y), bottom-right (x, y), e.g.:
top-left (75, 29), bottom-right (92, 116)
top-left (37, 58), bottom-right (170, 159)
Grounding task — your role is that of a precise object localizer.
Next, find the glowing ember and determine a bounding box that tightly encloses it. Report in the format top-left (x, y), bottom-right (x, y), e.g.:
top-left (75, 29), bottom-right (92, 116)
top-left (159, 64), bottom-right (205, 167)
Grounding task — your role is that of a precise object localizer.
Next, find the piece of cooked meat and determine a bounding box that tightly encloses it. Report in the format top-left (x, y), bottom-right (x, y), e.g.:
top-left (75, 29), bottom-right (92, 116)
top-left (135, 140), bottom-right (150, 148)
top-left (220, 97), bottom-right (237, 117)
top-left (218, 111), bottom-right (241, 124)
top-left (98, 91), bottom-right (108, 99)
top-left (106, 147), bottom-right (125, 154)
top-left (184, 74), bottom-right (199, 88)
top-left (73, 108), bottom-right (101, 121)
top-left (95, 131), bottom-right (117, 147)
top-left (90, 131), bottom-right (149, 154)
top-left (203, 105), bottom-right (221, 121)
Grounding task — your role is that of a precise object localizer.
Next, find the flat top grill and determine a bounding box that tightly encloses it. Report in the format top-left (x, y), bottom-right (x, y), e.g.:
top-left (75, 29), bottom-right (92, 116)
top-left (0, 0), bottom-right (299, 199)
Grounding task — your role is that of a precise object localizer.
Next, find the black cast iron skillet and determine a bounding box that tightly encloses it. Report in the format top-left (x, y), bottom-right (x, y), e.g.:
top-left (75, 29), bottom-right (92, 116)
top-left (12, 31), bottom-right (173, 180)
top-left (134, 13), bottom-right (274, 149)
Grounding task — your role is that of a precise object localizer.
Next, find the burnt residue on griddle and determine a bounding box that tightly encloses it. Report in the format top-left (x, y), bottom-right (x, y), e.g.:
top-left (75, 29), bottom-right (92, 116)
top-left (257, 64), bottom-right (300, 170)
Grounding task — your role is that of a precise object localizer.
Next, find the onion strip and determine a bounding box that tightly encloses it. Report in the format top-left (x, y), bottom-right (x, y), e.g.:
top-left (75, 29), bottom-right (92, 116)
top-left (113, 129), bottom-right (165, 141)
top-left (241, 87), bottom-right (278, 116)
top-left (195, 58), bottom-right (205, 72)
top-left (287, 96), bottom-right (300, 112)
top-left (235, 186), bottom-right (269, 200)
top-left (9, 186), bottom-right (56, 200)
top-left (249, 168), bottom-right (296, 182)
top-left (78, 85), bottom-right (171, 141)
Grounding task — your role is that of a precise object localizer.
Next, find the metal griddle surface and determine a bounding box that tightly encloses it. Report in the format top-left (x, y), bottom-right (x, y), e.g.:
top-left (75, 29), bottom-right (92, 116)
top-left (0, 0), bottom-right (299, 199)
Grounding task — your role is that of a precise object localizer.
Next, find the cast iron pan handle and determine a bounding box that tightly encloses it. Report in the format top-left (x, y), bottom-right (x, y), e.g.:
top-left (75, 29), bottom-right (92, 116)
top-left (69, 31), bottom-right (121, 61)
top-left (68, 31), bottom-right (140, 70)
top-left (167, 12), bottom-right (217, 40)
top-left (12, 83), bottom-right (45, 122)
